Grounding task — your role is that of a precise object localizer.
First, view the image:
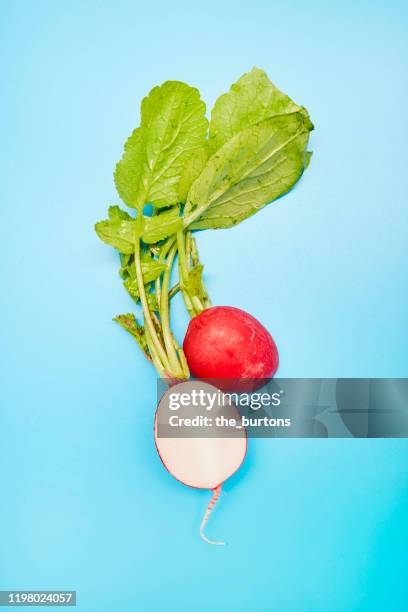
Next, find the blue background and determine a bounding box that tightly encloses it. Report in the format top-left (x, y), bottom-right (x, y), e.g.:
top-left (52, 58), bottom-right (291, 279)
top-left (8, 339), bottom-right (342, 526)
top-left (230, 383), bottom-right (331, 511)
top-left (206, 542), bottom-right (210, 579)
top-left (1, 1), bottom-right (408, 610)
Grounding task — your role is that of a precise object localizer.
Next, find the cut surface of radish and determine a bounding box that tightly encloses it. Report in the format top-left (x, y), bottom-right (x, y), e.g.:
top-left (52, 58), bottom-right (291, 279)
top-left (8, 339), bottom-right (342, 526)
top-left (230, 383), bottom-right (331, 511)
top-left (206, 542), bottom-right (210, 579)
top-left (154, 381), bottom-right (247, 544)
top-left (154, 381), bottom-right (247, 490)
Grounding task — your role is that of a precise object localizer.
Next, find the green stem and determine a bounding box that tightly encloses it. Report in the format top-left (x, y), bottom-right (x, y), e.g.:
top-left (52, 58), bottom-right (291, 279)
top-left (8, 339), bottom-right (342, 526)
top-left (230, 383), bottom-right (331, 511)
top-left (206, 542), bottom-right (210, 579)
top-left (145, 325), bottom-right (166, 377)
top-left (186, 230), bottom-right (192, 262)
top-left (134, 222), bottom-right (171, 373)
top-left (172, 332), bottom-right (190, 378)
top-left (160, 243), bottom-right (184, 378)
top-left (177, 229), bottom-right (211, 316)
top-left (190, 235), bottom-right (199, 266)
top-left (168, 282), bottom-right (180, 300)
top-left (155, 237), bottom-right (175, 313)
top-left (192, 295), bottom-right (205, 313)
top-left (177, 229), bottom-right (190, 282)
top-left (190, 234), bottom-right (211, 309)
top-left (177, 229), bottom-right (197, 318)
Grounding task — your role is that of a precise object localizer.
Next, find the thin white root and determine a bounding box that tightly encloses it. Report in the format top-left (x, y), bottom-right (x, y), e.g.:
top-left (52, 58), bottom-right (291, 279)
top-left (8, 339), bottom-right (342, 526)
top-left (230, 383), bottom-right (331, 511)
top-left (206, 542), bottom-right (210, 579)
top-left (199, 484), bottom-right (225, 546)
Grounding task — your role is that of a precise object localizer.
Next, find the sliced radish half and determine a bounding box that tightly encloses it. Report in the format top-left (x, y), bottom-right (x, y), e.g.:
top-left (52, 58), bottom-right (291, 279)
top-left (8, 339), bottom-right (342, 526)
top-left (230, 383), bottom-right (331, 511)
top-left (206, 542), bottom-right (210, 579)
top-left (154, 380), bottom-right (247, 545)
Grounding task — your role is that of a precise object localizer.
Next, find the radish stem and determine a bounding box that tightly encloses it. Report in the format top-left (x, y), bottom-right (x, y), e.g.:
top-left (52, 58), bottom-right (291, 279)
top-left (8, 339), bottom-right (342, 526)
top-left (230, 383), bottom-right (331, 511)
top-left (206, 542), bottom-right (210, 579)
top-left (177, 230), bottom-right (208, 317)
top-left (144, 324), bottom-right (166, 377)
top-left (134, 222), bottom-right (170, 373)
top-left (176, 230), bottom-right (196, 318)
top-left (155, 237), bottom-right (176, 310)
top-left (168, 282), bottom-right (180, 300)
top-left (160, 243), bottom-right (184, 377)
top-left (199, 485), bottom-right (225, 546)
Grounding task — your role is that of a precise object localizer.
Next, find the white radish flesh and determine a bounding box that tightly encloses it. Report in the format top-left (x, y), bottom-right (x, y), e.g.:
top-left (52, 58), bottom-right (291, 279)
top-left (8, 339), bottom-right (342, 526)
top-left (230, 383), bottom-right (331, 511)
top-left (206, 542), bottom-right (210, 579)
top-left (154, 381), bottom-right (247, 544)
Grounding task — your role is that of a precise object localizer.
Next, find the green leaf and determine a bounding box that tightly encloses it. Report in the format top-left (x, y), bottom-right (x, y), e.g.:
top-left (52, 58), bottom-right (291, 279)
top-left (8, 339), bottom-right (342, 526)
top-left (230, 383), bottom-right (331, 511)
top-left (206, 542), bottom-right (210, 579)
top-left (146, 292), bottom-right (159, 311)
top-left (178, 144), bottom-right (210, 202)
top-left (209, 67), bottom-right (307, 152)
top-left (123, 277), bottom-right (140, 299)
top-left (113, 313), bottom-right (150, 357)
top-left (185, 112), bottom-right (312, 230)
top-left (95, 218), bottom-right (136, 254)
top-left (128, 256), bottom-right (165, 283)
top-left (142, 264), bottom-right (165, 284)
top-left (124, 279), bottom-right (159, 310)
top-left (122, 253), bottom-right (163, 305)
top-left (305, 150), bottom-right (313, 168)
top-left (109, 205), bottom-right (133, 221)
top-left (120, 250), bottom-right (166, 284)
top-left (142, 207), bottom-right (182, 243)
top-left (114, 81), bottom-right (208, 210)
top-left (185, 264), bottom-right (207, 301)
top-left (113, 128), bottom-right (143, 209)
top-left (119, 253), bottom-right (132, 279)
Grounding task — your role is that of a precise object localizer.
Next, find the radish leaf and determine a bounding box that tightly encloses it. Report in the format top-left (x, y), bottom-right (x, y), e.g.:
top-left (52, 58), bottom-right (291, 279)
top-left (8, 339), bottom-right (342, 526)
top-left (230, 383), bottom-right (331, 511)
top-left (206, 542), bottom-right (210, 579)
top-left (123, 279), bottom-right (159, 309)
top-left (113, 313), bottom-right (151, 358)
top-left (115, 81), bottom-right (208, 210)
top-left (108, 204), bottom-right (133, 221)
top-left (178, 144), bottom-right (210, 202)
top-left (120, 254), bottom-right (165, 283)
top-left (142, 207), bottom-right (182, 243)
top-left (209, 67), bottom-right (306, 152)
top-left (185, 112), bottom-right (312, 230)
top-left (95, 218), bottom-right (136, 253)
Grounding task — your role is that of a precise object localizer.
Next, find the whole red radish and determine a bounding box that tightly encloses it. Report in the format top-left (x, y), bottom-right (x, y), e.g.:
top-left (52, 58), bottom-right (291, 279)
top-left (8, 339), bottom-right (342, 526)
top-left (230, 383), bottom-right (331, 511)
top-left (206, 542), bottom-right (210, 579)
top-left (183, 306), bottom-right (278, 391)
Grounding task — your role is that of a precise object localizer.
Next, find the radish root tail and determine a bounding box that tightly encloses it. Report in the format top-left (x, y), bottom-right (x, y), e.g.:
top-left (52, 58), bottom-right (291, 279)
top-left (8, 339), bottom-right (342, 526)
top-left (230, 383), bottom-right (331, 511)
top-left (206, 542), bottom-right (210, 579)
top-left (199, 484), bottom-right (225, 546)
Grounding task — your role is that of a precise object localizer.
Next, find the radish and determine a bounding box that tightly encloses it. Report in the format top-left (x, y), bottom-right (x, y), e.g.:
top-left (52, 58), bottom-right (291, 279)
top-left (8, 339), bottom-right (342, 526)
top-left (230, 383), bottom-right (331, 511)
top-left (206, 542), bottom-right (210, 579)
top-left (183, 306), bottom-right (279, 391)
top-left (95, 69), bottom-right (312, 544)
top-left (154, 381), bottom-right (247, 544)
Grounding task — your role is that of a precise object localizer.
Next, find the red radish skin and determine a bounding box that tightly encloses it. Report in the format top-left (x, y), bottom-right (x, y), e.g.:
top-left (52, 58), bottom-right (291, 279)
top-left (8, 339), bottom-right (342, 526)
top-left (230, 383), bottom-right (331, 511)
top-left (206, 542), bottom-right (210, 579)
top-left (183, 306), bottom-right (279, 391)
top-left (154, 381), bottom-right (247, 544)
